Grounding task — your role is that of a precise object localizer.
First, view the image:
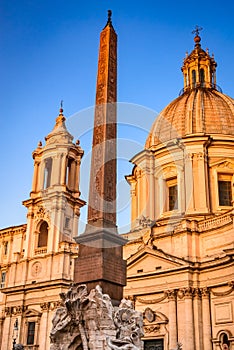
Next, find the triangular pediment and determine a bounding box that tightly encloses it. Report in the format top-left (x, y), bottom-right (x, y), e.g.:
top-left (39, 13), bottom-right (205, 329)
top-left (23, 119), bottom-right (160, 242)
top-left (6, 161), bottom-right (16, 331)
top-left (127, 246), bottom-right (188, 275)
top-left (24, 308), bottom-right (42, 318)
top-left (210, 159), bottom-right (234, 170)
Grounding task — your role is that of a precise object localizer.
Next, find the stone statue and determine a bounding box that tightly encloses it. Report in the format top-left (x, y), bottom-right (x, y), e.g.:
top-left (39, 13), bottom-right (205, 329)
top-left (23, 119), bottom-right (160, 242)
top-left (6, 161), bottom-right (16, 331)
top-left (50, 284), bottom-right (144, 350)
top-left (14, 345), bottom-right (24, 350)
top-left (171, 343), bottom-right (182, 350)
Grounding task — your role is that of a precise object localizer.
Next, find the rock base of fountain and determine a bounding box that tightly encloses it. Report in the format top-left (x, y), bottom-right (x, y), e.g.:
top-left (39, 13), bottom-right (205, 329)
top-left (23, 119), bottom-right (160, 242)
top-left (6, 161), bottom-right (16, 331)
top-left (50, 284), bottom-right (144, 350)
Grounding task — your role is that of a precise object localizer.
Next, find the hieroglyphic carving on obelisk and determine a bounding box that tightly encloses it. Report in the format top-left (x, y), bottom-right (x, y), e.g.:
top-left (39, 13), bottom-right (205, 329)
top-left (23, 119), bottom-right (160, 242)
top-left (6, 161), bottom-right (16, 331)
top-left (87, 10), bottom-right (117, 230)
top-left (74, 12), bottom-right (126, 303)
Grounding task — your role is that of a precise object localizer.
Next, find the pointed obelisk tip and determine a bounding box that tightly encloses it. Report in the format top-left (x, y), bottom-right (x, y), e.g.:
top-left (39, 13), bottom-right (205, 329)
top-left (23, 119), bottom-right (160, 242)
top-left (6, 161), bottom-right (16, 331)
top-left (59, 99), bottom-right (64, 115)
top-left (107, 9), bottom-right (112, 25)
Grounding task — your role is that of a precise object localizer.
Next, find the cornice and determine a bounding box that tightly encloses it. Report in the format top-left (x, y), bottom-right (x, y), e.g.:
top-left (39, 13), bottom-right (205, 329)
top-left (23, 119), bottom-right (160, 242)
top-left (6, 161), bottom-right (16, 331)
top-left (126, 282), bottom-right (234, 304)
top-left (1, 278), bottom-right (73, 295)
top-left (0, 224), bottom-right (26, 237)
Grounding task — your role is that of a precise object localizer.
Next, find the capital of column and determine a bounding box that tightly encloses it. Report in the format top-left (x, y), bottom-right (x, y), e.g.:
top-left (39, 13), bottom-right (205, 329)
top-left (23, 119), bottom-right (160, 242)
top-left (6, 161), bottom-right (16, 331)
top-left (201, 287), bottom-right (210, 298)
top-left (178, 287), bottom-right (194, 299)
top-left (193, 287), bottom-right (202, 299)
top-left (166, 289), bottom-right (177, 300)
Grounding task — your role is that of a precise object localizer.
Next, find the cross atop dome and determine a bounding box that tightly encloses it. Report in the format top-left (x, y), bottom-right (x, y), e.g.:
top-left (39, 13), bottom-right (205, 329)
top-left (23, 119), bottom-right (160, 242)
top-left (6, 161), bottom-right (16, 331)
top-left (192, 25), bottom-right (203, 37)
top-left (192, 25), bottom-right (203, 47)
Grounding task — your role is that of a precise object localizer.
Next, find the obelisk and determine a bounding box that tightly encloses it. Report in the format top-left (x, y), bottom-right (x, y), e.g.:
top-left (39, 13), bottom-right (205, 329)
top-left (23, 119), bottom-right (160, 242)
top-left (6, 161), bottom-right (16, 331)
top-left (74, 11), bottom-right (127, 304)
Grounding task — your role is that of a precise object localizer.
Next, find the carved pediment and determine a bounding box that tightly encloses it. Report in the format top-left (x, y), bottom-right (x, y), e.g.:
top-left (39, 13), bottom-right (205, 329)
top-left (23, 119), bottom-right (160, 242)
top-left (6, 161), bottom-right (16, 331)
top-left (127, 246), bottom-right (187, 275)
top-left (24, 308), bottom-right (42, 318)
top-left (143, 308), bottom-right (168, 335)
top-left (210, 159), bottom-right (234, 170)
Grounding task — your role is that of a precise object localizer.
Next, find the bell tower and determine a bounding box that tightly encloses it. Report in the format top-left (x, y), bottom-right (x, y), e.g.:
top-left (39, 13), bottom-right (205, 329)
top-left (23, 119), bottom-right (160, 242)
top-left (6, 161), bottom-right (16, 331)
top-left (23, 106), bottom-right (85, 261)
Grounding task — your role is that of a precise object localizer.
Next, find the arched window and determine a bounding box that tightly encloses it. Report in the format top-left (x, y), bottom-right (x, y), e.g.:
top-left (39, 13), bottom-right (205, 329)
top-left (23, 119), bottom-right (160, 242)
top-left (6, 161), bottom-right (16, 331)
top-left (200, 68), bottom-right (205, 86)
top-left (38, 221), bottom-right (48, 248)
top-left (221, 333), bottom-right (230, 349)
top-left (43, 158), bottom-right (52, 189)
top-left (192, 70), bottom-right (196, 87)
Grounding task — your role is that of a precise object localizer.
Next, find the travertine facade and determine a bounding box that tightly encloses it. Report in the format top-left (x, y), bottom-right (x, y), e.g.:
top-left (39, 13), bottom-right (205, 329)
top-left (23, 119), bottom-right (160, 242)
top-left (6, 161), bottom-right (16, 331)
top-left (0, 108), bottom-right (85, 350)
top-left (124, 33), bottom-right (234, 350)
top-left (0, 21), bottom-right (234, 350)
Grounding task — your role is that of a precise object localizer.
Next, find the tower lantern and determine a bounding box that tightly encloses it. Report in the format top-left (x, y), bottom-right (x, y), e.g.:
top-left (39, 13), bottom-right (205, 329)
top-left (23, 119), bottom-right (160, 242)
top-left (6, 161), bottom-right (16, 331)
top-left (181, 27), bottom-right (217, 92)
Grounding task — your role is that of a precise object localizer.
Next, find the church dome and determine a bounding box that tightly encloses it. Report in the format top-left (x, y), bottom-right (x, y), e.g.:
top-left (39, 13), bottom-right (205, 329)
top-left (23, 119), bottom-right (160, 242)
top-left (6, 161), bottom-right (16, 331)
top-left (146, 88), bottom-right (234, 148)
top-left (146, 32), bottom-right (234, 149)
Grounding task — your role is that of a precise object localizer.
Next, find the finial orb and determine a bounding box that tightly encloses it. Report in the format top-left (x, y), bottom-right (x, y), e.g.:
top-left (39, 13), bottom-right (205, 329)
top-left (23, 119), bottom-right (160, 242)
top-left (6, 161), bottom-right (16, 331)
top-left (38, 141), bottom-right (42, 147)
top-left (76, 139), bottom-right (80, 145)
top-left (194, 35), bottom-right (201, 43)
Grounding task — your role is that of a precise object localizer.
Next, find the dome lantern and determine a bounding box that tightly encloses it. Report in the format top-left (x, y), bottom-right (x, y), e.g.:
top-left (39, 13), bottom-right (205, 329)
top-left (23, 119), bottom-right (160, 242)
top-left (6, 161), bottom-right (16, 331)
top-left (181, 26), bottom-right (217, 92)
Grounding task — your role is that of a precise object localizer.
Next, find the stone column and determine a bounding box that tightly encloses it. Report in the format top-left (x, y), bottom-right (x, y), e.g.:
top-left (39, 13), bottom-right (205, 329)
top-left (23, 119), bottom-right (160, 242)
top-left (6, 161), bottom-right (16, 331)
top-left (184, 288), bottom-right (195, 350)
top-left (130, 182), bottom-right (137, 226)
top-left (39, 160), bottom-right (46, 190)
top-left (184, 152), bottom-right (194, 212)
top-left (202, 287), bottom-right (212, 350)
top-left (69, 159), bottom-right (76, 191)
top-left (149, 164), bottom-right (155, 220)
top-left (75, 160), bottom-right (80, 192)
top-left (51, 154), bottom-right (60, 186)
top-left (32, 161), bottom-right (39, 192)
top-left (60, 153), bottom-right (67, 186)
top-left (137, 171), bottom-right (142, 218)
top-left (167, 290), bottom-right (178, 349)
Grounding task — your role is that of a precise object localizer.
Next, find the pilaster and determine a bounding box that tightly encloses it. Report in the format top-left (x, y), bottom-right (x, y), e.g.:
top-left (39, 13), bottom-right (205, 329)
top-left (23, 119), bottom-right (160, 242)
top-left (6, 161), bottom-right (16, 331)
top-left (167, 289), bottom-right (178, 349)
top-left (201, 287), bottom-right (212, 350)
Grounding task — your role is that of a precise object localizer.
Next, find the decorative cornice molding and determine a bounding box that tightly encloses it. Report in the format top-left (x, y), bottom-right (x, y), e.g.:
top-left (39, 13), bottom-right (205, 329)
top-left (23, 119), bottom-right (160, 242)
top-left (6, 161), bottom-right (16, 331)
top-left (137, 293), bottom-right (167, 304)
top-left (4, 305), bottom-right (27, 316)
top-left (210, 282), bottom-right (234, 297)
top-left (40, 301), bottom-right (62, 311)
top-left (144, 324), bottom-right (161, 334)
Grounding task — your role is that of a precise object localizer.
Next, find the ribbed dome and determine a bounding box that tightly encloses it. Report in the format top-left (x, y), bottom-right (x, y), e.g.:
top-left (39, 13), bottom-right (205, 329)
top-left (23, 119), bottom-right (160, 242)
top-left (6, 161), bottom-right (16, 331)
top-left (146, 88), bottom-right (234, 148)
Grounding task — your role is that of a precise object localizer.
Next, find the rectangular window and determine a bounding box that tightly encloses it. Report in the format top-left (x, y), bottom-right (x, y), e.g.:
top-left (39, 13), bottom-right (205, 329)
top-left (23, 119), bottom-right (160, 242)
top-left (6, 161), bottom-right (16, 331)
top-left (65, 217), bottom-right (70, 229)
top-left (165, 177), bottom-right (178, 212)
top-left (144, 339), bottom-right (164, 350)
top-left (27, 322), bottom-right (35, 345)
top-left (4, 242), bottom-right (8, 255)
top-left (1, 272), bottom-right (6, 288)
top-left (43, 158), bottom-right (52, 189)
top-left (218, 174), bottom-right (232, 206)
top-left (169, 184), bottom-right (178, 211)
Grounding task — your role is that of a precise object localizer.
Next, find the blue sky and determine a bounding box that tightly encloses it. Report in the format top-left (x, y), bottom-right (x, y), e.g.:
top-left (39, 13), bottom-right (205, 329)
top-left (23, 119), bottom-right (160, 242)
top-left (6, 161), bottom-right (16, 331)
top-left (1, 0), bottom-right (234, 232)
